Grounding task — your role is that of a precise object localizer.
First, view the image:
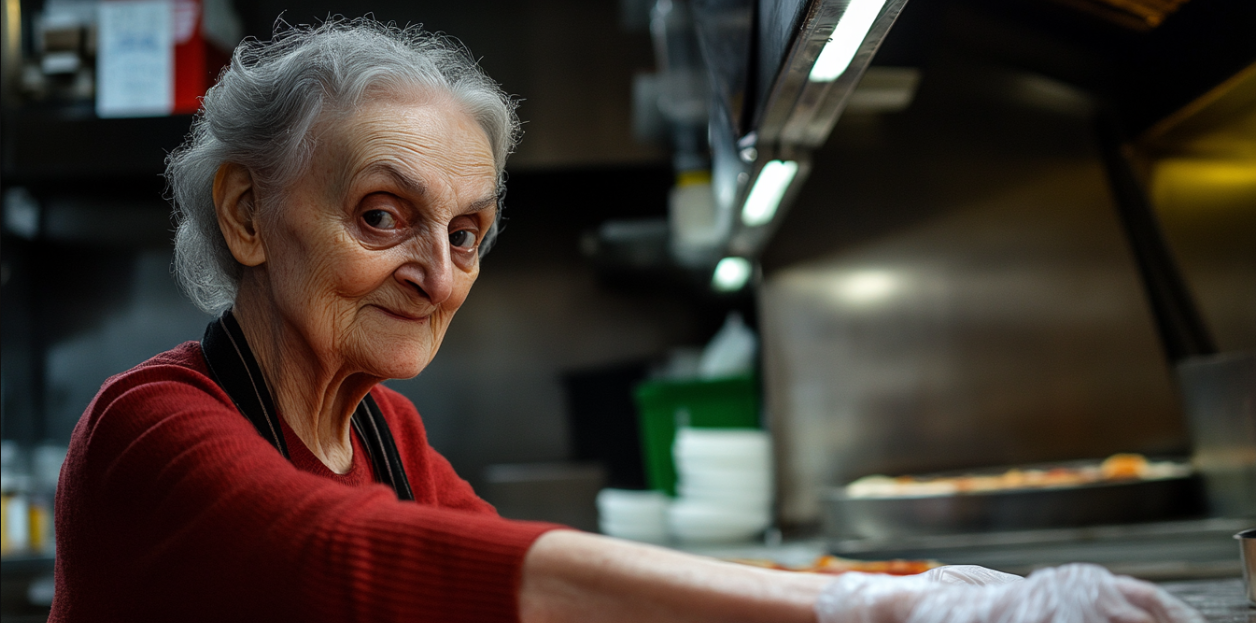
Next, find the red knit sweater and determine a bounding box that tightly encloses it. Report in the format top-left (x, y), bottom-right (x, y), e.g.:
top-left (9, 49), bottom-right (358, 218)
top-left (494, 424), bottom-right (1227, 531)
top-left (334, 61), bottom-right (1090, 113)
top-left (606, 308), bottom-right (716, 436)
top-left (50, 341), bottom-right (561, 622)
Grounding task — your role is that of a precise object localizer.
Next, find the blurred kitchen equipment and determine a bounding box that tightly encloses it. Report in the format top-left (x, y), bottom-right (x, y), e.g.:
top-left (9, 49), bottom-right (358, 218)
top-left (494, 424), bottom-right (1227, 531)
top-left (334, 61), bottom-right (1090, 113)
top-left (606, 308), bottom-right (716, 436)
top-left (1096, 113), bottom-right (1253, 519)
top-left (480, 463), bottom-right (605, 532)
top-left (1, 442), bottom-right (31, 555)
top-left (94, 0), bottom-right (242, 117)
top-left (697, 312), bottom-right (758, 379)
top-left (1097, 114), bottom-right (1217, 366)
top-left (668, 499), bottom-right (770, 542)
top-left (634, 375), bottom-right (759, 494)
top-left (1177, 352), bottom-right (1256, 519)
top-left (1237, 528), bottom-right (1256, 605)
top-left (26, 443), bottom-right (66, 554)
top-left (822, 459), bottom-right (1205, 539)
top-left (634, 312), bottom-right (762, 495)
top-left (597, 488), bottom-right (670, 543)
top-left (668, 428), bottom-right (773, 543)
top-left (829, 518), bottom-right (1247, 581)
top-left (669, 170), bottom-right (727, 265)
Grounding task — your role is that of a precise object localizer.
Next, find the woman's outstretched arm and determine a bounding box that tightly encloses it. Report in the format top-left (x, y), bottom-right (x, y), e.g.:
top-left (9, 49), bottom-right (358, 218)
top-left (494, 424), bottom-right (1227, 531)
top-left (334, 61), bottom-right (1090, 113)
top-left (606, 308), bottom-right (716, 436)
top-left (519, 530), bottom-right (832, 623)
top-left (519, 532), bottom-right (1207, 623)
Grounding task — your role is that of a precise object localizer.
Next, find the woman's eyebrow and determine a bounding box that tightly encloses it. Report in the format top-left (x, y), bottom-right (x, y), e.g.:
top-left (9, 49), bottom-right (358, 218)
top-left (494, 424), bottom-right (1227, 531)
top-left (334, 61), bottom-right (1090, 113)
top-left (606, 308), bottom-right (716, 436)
top-left (361, 162), bottom-right (428, 199)
top-left (360, 162), bottom-right (496, 213)
top-left (464, 195), bottom-right (497, 214)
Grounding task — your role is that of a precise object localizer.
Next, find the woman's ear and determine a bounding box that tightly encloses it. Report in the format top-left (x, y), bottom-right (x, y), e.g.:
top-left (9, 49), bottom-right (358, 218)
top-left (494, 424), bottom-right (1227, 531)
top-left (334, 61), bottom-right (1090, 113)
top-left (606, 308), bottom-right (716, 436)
top-left (213, 162), bottom-right (266, 267)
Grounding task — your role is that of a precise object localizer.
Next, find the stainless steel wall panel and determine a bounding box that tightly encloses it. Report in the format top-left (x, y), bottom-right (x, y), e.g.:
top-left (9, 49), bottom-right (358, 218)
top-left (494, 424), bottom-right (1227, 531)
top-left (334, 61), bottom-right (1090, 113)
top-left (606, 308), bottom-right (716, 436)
top-left (759, 53), bottom-right (1192, 526)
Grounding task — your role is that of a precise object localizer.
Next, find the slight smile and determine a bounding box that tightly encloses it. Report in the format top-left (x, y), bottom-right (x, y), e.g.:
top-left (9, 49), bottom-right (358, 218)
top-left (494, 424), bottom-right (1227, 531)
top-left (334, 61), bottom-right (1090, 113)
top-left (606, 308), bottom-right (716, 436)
top-left (371, 305), bottom-right (429, 323)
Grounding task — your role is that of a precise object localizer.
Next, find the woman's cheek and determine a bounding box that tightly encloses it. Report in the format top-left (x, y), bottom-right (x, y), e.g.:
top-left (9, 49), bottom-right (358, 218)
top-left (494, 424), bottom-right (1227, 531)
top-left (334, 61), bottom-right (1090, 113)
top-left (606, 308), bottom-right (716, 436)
top-left (446, 267), bottom-right (478, 310)
top-left (332, 249), bottom-right (394, 298)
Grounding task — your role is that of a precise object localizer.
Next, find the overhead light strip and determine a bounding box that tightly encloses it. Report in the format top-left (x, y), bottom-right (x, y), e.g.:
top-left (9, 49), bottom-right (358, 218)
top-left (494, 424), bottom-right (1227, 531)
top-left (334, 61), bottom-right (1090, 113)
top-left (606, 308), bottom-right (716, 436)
top-left (809, 0), bottom-right (889, 83)
top-left (742, 160), bottom-right (799, 226)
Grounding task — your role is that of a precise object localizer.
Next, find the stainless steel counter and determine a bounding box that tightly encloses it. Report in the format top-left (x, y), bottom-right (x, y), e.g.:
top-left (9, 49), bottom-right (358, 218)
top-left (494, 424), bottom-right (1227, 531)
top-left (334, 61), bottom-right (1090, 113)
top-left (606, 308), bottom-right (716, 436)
top-left (680, 518), bottom-right (1255, 621)
top-left (1161, 578), bottom-right (1254, 623)
top-left (828, 518), bottom-right (1251, 581)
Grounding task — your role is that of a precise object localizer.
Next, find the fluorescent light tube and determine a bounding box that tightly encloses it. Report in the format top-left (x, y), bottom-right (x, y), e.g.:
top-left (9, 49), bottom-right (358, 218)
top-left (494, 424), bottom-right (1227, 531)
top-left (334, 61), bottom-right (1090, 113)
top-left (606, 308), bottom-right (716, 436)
top-left (741, 160), bottom-right (799, 226)
top-left (809, 0), bottom-right (888, 83)
top-left (712, 257), bottom-right (752, 292)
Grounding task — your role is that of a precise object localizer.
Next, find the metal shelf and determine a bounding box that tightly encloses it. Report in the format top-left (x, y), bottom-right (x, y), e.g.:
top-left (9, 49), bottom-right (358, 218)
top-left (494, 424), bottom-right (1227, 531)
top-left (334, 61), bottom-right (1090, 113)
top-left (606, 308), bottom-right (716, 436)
top-left (2, 105), bottom-right (193, 183)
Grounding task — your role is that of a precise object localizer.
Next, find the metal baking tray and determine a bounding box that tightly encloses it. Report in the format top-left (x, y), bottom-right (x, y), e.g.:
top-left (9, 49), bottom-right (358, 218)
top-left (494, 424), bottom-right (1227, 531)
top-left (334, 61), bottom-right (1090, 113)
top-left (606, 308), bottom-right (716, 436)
top-left (821, 461), bottom-right (1207, 539)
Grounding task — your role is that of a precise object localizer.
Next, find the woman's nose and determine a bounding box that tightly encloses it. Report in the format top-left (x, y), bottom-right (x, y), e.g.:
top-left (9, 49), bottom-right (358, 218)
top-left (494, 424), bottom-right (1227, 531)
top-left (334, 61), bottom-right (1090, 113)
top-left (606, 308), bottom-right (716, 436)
top-left (394, 234), bottom-right (454, 306)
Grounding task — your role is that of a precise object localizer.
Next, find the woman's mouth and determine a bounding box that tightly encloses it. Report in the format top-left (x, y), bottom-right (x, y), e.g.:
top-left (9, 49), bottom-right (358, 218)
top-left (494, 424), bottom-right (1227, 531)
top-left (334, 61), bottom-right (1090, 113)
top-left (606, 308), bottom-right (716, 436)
top-left (373, 305), bottom-right (429, 323)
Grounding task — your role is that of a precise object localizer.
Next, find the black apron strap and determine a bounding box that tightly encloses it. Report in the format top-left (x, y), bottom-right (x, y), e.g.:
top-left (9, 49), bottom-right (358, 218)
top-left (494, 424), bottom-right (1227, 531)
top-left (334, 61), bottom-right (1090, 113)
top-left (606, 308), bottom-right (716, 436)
top-left (352, 395), bottom-right (415, 501)
top-left (200, 311), bottom-right (414, 501)
top-left (201, 312), bottom-right (289, 459)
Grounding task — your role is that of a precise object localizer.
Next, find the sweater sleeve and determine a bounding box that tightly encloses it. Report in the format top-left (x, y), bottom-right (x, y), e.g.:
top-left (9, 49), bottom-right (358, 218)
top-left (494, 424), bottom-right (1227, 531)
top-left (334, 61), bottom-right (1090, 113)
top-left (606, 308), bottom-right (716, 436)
top-left (52, 361), bottom-right (561, 623)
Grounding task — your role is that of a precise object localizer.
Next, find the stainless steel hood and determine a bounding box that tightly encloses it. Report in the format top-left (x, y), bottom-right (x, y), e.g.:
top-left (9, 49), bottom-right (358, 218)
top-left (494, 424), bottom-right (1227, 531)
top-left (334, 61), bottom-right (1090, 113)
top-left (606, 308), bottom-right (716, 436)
top-left (690, 0), bottom-right (912, 264)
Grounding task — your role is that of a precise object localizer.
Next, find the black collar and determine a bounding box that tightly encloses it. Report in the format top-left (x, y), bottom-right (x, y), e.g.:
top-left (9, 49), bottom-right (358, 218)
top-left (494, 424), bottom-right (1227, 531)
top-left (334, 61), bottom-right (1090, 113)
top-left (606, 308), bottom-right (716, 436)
top-left (200, 311), bottom-right (414, 501)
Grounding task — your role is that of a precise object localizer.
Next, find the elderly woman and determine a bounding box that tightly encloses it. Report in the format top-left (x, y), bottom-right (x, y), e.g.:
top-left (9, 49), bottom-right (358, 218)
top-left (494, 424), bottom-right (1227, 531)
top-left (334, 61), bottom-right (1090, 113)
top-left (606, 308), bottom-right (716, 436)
top-left (51, 18), bottom-right (1201, 623)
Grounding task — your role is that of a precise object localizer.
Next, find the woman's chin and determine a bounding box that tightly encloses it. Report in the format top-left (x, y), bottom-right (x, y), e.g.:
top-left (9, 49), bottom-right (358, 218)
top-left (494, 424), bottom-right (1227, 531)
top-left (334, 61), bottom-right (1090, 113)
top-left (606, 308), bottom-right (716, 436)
top-left (371, 356), bottom-right (431, 380)
top-left (352, 344), bottom-right (433, 380)
top-left (342, 318), bottom-right (440, 379)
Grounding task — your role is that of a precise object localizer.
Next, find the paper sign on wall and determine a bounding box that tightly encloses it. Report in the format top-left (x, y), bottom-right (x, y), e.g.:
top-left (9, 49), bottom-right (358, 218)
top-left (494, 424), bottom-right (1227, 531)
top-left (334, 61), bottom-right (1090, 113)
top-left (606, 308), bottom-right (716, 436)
top-left (96, 0), bottom-right (174, 118)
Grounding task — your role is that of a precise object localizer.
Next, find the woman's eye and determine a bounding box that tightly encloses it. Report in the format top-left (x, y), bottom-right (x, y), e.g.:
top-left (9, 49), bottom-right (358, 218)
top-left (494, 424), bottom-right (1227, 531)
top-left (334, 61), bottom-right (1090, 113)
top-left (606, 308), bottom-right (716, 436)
top-left (450, 229), bottom-right (476, 249)
top-left (363, 209), bottom-right (398, 229)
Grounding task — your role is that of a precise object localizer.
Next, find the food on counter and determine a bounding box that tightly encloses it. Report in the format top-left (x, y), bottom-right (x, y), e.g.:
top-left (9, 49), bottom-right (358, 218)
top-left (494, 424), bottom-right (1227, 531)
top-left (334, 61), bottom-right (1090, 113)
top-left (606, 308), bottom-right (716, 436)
top-left (1098, 453), bottom-right (1149, 479)
top-left (844, 453), bottom-right (1191, 499)
top-left (732, 555), bottom-right (940, 575)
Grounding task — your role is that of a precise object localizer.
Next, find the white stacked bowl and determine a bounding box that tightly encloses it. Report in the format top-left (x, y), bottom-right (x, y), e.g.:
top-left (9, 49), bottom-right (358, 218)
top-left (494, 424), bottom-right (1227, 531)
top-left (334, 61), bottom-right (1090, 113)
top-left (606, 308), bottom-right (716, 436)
top-left (667, 500), bottom-right (771, 542)
top-left (668, 428), bottom-right (773, 543)
top-left (597, 488), bottom-right (670, 543)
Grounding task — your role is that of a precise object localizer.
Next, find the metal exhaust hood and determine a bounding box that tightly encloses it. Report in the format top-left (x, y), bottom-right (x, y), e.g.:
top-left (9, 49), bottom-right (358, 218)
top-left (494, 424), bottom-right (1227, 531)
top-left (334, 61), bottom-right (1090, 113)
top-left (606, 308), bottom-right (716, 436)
top-left (693, 0), bottom-right (912, 264)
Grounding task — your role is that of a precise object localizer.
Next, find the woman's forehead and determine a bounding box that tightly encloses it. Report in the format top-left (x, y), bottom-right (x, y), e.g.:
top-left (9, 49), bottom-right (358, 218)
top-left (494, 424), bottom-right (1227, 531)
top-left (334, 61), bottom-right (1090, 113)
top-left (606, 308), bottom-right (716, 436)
top-left (320, 96), bottom-right (496, 197)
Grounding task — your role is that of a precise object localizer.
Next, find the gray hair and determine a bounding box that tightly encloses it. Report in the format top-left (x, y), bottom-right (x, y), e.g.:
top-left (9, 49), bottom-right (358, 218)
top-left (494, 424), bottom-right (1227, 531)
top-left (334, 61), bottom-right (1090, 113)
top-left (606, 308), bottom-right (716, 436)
top-left (166, 18), bottom-right (520, 314)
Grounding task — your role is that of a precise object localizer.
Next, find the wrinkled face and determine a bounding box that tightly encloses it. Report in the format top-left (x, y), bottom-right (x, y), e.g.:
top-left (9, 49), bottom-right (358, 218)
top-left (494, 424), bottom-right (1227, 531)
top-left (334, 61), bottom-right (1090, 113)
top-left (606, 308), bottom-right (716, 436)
top-left (257, 92), bottom-right (497, 380)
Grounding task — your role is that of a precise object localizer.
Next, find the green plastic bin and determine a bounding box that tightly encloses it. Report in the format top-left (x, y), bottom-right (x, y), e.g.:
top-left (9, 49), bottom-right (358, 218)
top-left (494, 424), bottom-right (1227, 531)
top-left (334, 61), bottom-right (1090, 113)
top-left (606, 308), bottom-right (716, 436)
top-left (633, 375), bottom-right (760, 496)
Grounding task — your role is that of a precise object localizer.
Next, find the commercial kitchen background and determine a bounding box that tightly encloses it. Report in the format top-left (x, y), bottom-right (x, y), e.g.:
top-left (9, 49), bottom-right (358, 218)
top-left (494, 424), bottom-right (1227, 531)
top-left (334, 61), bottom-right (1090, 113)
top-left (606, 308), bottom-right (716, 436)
top-left (2, 0), bottom-right (1254, 538)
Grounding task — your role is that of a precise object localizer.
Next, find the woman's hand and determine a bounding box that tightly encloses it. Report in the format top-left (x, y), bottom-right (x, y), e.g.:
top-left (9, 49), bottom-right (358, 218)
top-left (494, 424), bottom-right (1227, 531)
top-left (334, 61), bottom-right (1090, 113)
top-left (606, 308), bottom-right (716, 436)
top-left (916, 564), bottom-right (1022, 586)
top-left (815, 563), bottom-right (1204, 623)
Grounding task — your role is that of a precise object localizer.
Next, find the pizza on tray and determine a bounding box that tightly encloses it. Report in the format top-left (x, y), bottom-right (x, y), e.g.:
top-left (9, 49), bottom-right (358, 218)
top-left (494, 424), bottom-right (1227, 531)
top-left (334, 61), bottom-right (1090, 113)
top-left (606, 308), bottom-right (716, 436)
top-left (843, 453), bottom-right (1190, 499)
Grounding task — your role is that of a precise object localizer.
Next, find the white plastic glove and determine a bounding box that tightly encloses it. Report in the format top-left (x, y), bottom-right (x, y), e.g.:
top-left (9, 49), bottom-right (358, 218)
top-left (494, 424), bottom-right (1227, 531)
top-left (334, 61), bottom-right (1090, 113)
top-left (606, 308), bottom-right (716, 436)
top-left (815, 563), bottom-right (1203, 623)
top-left (917, 565), bottom-right (1023, 586)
